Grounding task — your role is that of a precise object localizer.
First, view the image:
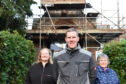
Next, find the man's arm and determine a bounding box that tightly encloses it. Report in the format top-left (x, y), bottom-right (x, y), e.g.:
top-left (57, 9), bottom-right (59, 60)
top-left (89, 55), bottom-right (96, 84)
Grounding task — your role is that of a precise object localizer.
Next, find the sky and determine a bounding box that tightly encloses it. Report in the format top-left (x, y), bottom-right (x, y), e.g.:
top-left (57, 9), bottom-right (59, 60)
top-left (27, 0), bottom-right (126, 29)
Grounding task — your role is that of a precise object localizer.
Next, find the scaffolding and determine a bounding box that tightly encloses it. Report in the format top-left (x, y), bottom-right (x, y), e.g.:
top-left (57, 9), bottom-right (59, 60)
top-left (26, 0), bottom-right (126, 51)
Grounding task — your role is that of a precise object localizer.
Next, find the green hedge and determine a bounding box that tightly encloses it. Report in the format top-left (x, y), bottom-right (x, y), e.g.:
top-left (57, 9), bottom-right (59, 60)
top-left (0, 31), bottom-right (36, 84)
top-left (103, 40), bottom-right (126, 84)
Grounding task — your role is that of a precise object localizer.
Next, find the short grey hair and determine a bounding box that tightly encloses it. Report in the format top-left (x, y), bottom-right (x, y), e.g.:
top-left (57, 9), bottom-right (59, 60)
top-left (66, 28), bottom-right (79, 37)
top-left (97, 53), bottom-right (110, 64)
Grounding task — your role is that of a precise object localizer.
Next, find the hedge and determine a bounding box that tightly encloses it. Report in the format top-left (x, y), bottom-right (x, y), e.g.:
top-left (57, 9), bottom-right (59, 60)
top-left (103, 40), bottom-right (126, 84)
top-left (0, 31), bottom-right (36, 84)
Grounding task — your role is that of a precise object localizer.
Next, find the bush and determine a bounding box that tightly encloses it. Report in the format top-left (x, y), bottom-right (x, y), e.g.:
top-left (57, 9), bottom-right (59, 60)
top-left (0, 31), bottom-right (36, 84)
top-left (103, 40), bottom-right (126, 84)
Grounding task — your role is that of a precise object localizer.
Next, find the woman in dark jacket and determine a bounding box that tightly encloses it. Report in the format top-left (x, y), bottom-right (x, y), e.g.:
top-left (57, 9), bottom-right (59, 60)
top-left (25, 48), bottom-right (56, 84)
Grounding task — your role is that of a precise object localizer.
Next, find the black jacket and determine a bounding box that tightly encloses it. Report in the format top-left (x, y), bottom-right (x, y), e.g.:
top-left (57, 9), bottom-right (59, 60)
top-left (25, 62), bottom-right (56, 84)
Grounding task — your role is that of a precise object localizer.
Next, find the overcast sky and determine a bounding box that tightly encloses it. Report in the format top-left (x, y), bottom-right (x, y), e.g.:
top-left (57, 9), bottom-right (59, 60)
top-left (27, 0), bottom-right (126, 29)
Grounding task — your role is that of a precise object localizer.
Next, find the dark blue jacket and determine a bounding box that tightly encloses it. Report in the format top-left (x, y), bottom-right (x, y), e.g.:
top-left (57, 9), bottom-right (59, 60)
top-left (94, 66), bottom-right (120, 84)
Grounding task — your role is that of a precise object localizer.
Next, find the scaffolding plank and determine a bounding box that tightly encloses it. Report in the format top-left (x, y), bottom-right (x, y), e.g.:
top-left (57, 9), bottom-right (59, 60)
top-left (42, 0), bottom-right (86, 4)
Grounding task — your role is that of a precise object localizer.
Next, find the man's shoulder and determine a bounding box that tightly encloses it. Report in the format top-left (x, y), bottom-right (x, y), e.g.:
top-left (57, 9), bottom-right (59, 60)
top-left (79, 49), bottom-right (92, 56)
top-left (54, 49), bottom-right (66, 58)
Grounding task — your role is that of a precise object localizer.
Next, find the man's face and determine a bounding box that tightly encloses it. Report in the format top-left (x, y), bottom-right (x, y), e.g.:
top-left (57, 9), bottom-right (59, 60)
top-left (65, 31), bottom-right (79, 48)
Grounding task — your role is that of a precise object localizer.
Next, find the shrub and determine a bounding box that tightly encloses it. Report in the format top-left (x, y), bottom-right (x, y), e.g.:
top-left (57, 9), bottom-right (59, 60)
top-left (103, 40), bottom-right (126, 84)
top-left (0, 31), bottom-right (36, 84)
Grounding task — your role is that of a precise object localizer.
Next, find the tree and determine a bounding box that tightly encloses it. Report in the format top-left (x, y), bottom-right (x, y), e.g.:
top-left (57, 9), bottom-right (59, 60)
top-left (103, 40), bottom-right (126, 84)
top-left (0, 0), bottom-right (36, 34)
top-left (0, 30), bottom-right (36, 83)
